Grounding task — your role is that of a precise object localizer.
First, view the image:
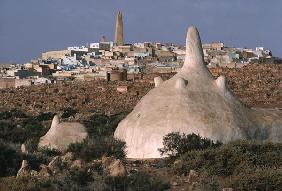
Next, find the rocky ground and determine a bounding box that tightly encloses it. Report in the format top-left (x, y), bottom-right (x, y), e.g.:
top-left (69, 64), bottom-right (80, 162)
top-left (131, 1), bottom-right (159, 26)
top-left (0, 63), bottom-right (281, 191)
top-left (0, 64), bottom-right (281, 117)
top-left (211, 64), bottom-right (282, 108)
top-left (0, 80), bottom-right (152, 117)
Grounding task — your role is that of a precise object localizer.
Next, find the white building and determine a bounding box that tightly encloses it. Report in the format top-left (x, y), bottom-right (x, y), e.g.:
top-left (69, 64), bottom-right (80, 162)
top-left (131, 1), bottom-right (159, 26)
top-left (133, 43), bottom-right (145, 48)
top-left (33, 77), bottom-right (52, 85)
top-left (90, 43), bottom-right (100, 49)
top-left (256, 47), bottom-right (264, 51)
top-left (67, 46), bottom-right (88, 52)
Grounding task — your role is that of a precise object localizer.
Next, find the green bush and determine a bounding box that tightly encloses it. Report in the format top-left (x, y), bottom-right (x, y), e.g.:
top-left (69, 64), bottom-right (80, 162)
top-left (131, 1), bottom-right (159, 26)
top-left (21, 118), bottom-right (46, 139)
top-left (192, 168), bottom-right (282, 191)
top-left (61, 108), bottom-right (78, 119)
top-left (37, 147), bottom-right (61, 158)
top-left (159, 133), bottom-right (222, 157)
top-left (67, 112), bottom-right (128, 162)
top-left (177, 141), bottom-right (282, 176)
top-left (65, 168), bottom-right (93, 186)
top-left (35, 112), bottom-right (55, 121)
top-left (83, 112), bottom-right (128, 137)
top-left (172, 141), bottom-right (282, 190)
top-left (23, 147), bottom-right (60, 171)
top-left (0, 141), bottom-right (23, 177)
top-left (0, 141), bottom-right (62, 177)
top-left (0, 176), bottom-right (52, 191)
top-left (0, 121), bottom-right (23, 143)
top-left (0, 167), bottom-right (105, 191)
top-left (24, 137), bottom-right (40, 153)
top-left (0, 109), bottom-right (27, 120)
top-left (227, 168), bottom-right (282, 191)
top-left (0, 169), bottom-right (93, 191)
top-left (0, 117), bottom-right (47, 144)
top-left (105, 171), bottom-right (170, 191)
top-left (68, 136), bottom-right (126, 161)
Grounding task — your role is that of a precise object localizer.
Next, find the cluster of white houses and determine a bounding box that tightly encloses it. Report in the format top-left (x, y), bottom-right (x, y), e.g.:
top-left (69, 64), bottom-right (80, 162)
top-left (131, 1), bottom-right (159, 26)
top-left (0, 12), bottom-right (279, 89)
top-left (0, 40), bottom-right (276, 89)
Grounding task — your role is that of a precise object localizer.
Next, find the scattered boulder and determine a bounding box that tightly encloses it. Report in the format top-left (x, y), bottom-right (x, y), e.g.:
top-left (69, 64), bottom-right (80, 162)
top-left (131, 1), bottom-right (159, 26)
top-left (183, 170), bottom-right (200, 191)
top-left (17, 160), bottom-right (31, 177)
top-left (187, 170), bottom-right (199, 184)
top-left (61, 152), bottom-right (74, 164)
top-left (92, 159), bottom-right (102, 166)
top-left (70, 159), bottom-right (84, 169)
top-left (171, 181), bottom-right (178, 186)
top-left (117, 86), bottom-right (128, 93)
top-left (38, 115), bottom-right (88, 151)
top-left (102, 156), bottom-right (114, 168)
top-left (38, 164), bottom-right (52, 177)
top-left (173, 159), bottom-right (183, 170)
top-left (108, 159), bottom-right (127, 177)
top-left (48, 156), bottom-right (61, 174)
top-left (30, 170), bottom-right (38, 176)
top-left (21, 144), bottom-right (28, 153)
top-left (48, 156), bottom-right (61, 168)
top-left (101, 156), bottom-right (127, 177)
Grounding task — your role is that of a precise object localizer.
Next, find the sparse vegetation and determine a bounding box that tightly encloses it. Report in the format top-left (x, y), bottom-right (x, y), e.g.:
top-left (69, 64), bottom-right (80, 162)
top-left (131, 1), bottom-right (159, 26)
top-left (0, 170), bottom-right (170, 191)
top-left (83, 112), bottom-right (129, 137)
top-left (24, 137), bottom-right (40, 153)
top-left (164, 133), bottom-right (282, 190)
top-left (0, 110), bottom-right (59, 177)
top-left (61, 108), bottom-right (78, 119)
top-left (105, 172), bottom-right (170, 191)
top-left (0, 176), bottom-right (53, 191)
top-left (175, 140), bottom-right (282, 176)
top-left (68, 136), bottom-right (126, 162)
top-left (68, 113), bottom-right (128, 161)
top-left (0, 140), bottom-right (61, 177)
top-left (0, 112), bottom-right (47, 144)
top-left (0, 109), bottom-right (27, 120)
top-left (159, 132), bottom-right (222, 157)
top-left (0, 169), bottom-right (96, 191)
top-left (0, 141), bottom-right (23, 177)
top-left (35, 112), bottom-right (55, 121)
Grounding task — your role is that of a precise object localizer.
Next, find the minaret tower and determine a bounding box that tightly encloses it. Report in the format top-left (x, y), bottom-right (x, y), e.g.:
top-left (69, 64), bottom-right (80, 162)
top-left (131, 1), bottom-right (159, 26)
top-left (114, 11), bottom-right (124, 46)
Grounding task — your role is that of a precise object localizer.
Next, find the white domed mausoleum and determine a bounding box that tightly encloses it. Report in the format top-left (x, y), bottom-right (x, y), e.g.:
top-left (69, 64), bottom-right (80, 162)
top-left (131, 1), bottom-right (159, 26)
top-left (114, 26), bottom-right (282, 159)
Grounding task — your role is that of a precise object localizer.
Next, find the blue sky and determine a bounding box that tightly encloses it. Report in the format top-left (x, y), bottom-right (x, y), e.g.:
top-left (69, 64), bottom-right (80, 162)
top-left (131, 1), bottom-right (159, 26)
top-left (0, 0), bottom-right (281, 63)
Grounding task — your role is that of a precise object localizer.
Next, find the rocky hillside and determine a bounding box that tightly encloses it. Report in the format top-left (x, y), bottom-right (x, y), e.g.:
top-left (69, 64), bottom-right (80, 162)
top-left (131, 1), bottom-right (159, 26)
top-left (211, 64), bottom-right (282, 108)
top-left (0, 64), bottom-right (281, 117)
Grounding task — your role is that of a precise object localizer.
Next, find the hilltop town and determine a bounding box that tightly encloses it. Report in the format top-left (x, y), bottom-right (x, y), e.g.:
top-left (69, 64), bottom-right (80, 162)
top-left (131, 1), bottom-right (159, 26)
top-left (0, 12), bottom-right (281, 89)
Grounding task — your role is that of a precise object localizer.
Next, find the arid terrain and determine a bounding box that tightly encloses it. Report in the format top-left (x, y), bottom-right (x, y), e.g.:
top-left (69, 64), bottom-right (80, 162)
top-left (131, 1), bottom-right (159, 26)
top-left (0, 63), bottom-right (281, 191)
top-left (211, 64), bottom-right (282, 108)
top-left (0, 64), bottom-right (281, 117)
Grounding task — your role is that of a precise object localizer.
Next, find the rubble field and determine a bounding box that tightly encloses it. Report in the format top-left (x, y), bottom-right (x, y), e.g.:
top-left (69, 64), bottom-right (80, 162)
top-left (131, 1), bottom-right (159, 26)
top-left (211, 63), bottom-right (282, 108)
top-left (0, 64), bottom-right (281, 116)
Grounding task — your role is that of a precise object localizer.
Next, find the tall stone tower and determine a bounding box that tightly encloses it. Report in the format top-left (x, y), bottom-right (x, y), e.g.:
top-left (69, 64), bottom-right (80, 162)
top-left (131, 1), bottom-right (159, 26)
top-left (114, 11), bottom-right (124, 46)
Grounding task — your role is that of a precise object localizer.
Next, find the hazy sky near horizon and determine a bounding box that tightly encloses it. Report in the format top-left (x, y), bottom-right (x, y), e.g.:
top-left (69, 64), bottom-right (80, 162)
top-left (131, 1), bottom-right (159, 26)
top-left (0, 0), bottom-right (281, 63)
